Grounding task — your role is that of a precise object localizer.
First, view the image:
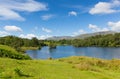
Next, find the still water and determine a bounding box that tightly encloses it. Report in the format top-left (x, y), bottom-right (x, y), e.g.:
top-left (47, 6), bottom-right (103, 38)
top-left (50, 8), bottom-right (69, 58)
top-left (26, 46), bottom-right (120, 59)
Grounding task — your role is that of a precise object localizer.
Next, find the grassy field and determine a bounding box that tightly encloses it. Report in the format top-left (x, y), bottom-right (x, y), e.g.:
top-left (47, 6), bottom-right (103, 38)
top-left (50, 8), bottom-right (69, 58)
top-left (0, 56), bottom-right (120, 79)
top-left (0, 44), bottom-right (120, 79)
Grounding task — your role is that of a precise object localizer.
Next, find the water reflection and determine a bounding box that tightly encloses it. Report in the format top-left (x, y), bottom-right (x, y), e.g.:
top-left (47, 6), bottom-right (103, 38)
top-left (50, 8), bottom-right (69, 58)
top-left (26, 46), bottom-right (120, 59)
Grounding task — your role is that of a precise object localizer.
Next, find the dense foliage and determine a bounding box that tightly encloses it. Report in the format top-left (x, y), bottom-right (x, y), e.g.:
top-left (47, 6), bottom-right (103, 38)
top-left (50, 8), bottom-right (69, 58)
top-left (0, 36), bottom-right (45, 52)
top-left (71, 33), bottom-right (120, 47)
top-left (0, 45), bottom-right (31, 60)
top-left (52, 33), bottom-right (120, 47)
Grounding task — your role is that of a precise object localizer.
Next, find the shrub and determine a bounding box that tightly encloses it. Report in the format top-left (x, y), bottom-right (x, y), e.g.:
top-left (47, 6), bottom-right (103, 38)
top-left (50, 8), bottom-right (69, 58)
top-left (0, 45), bottom-right (31, 60)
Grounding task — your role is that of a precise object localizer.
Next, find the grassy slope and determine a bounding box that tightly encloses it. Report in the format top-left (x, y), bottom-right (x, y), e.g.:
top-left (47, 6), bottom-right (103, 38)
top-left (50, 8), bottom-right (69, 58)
top-left (0, 56), bottom-right (120, 79)
top-left (0, 45), bottom-right (31, 60)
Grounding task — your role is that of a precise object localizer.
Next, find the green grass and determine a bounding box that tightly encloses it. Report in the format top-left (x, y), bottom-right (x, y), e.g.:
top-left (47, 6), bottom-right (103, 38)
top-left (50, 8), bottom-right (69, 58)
top-left (0, 45), bottom-right (31, 60)
top-left (0, 56), bottom-right (120, 79)
top-left (21, 47), bottom-right (39, 51)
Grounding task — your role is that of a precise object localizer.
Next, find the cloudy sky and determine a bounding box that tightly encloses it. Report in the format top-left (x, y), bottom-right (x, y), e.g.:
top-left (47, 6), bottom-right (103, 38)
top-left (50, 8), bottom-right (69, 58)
top-left (0, 0), bottom-right (120, 39)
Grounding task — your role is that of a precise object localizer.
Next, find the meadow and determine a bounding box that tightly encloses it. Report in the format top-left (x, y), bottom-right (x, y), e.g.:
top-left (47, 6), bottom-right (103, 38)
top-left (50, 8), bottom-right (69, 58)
top-left (0, 56), bottom-right (120, 79)
top-left (0, 45), bottom-right (120, 79)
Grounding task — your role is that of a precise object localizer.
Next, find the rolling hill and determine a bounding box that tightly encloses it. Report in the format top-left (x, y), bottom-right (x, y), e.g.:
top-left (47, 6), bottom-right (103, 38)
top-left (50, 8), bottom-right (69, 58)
top-left (46, 31), bottom-right (116, 40)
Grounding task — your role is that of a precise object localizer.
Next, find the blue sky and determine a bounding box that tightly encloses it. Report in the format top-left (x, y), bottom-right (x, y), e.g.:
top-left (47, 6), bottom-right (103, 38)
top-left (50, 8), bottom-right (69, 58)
top-left (0, 0), bottom-right (120, 39)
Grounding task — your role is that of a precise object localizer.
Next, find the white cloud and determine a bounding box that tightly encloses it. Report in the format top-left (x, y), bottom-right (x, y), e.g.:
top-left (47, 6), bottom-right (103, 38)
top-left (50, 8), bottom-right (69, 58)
top-left (108, 21), bottom-right (120, 31)
top-left (0, 31), bottom-right (10, 37)
top-left (4, 25), bottom-right (22, 32)
top-left (38, 35), bottom-right (52, 40)
top-left (0, 8), bottom-right (25, 21)
top-left (73, 29), bottom-right (86, 36)
top-left (0, 0), bottom-right (47, 21)
top-left (73, 23), bottom-right (110, 36)
top-left (34, 26), bottom-right (38, 30)
top-left (42, 27), bottom-right (52, 33)
top-left (89, 0), bottom-right (120, 14)
top-left (32, 26), bottom-right (39, 33)
top-left (68, 11), bottom-right (77, 16)
top-left (89, 24), bottom-right (100, 31)
top-left (78, 29), bottom-right (86, 34)
top-left (89, 24), bottom-right (109, 32)
top-left (19, 34), bottom-right (52, 40)
top-left (41, 14), bottom-right (54, 20)
top-left (19, 34), bottom-right (36, 39)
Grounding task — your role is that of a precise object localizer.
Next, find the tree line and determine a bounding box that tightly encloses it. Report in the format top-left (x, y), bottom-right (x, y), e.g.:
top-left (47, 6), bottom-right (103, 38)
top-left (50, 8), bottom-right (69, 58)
top-left (70, 33), bottom-right (120, 47)
top-left (45, 33), bottom-right (120, 47)
top-left (1, 33), bottom-right (120, 53)
top-left (0, 36), bottom-right (45, 52)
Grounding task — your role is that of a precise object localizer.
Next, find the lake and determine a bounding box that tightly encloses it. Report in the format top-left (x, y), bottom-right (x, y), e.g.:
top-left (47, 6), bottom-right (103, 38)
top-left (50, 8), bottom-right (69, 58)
top-left (26, 46), bottom-right (120, 59)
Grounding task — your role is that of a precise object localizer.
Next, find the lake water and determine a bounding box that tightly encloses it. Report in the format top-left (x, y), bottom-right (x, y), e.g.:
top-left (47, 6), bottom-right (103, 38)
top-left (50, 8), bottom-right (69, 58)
top-left (26, 46), bottom-right (120, 59)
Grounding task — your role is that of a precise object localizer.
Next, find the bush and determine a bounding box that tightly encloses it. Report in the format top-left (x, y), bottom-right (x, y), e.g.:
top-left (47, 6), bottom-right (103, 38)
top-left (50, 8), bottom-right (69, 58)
top-left (0, 45), bottom-right (31, 60)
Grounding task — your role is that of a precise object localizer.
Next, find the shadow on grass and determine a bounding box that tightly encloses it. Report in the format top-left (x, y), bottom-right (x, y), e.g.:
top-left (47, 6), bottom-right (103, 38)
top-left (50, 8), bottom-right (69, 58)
top-left (14, 68), bottom-right (33, 77)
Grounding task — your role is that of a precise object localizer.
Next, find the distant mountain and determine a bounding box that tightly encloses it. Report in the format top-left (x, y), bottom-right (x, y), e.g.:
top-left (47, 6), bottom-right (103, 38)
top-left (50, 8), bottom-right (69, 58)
top-left (47, 36), bottom-right (73, 40)
top-left (75, 31), bottom-right (116, 39)
top-left (46, 31), bottom-right (116, 40)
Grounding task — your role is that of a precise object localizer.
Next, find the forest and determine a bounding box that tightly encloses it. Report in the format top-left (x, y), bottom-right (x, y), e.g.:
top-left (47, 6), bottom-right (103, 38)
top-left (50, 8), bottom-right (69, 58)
top-left (0, 36), bottom-right (45, 52)
top-left (71, 33), bottom-right (120, 47)
top-left (46, 33), bottom-right (120, 47)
